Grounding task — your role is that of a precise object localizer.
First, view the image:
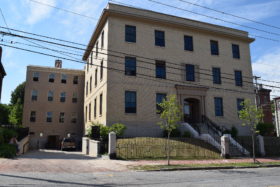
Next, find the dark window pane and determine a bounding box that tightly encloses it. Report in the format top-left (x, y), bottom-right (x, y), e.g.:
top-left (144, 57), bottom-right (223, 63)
top-left (156, 93), bottom-right (166, 114)
top-left (156, 61), bottom-right (166, 79)
top-left (232, 44), bottom-right (240, 59)
top-left (125, 25), bottom-right (136, 43)
top-left (235, 70), bottom-right (243, 86)
top-left (125, 91), bottom-right (136, 113)
top-left (212, 67), bottom-right (221, 84)
top-left (30, 111), bottom-right (36, 122)
top-left (155, 30), bottom-right (165, 47)
top-left (125, 57), bottom-right (136, 76)
top-left (184, 35), bottom-right (193, 51)
top-left (100, 94), bottom-right (103, 116)
top-left (237, 98), bottom-right (244, 112)
top-left (72, 98), bottom-right (77, 103)
top-left (210, 40), bottom-right (219, 55)
top-left (186, 64), bottom-right (195, 81)
top-left (73, 76), bottom-right (78, 84)
top-left (214, 97), bottom-right (223, 116)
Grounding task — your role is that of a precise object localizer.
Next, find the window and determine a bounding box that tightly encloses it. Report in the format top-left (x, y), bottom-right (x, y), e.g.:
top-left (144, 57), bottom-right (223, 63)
top-left (100, 93), bottom-right (103, 116)
top-left (48, 91), bottom-right (54, 101)
top-left (232, 44), bottom-right (240, 59)
top-left (186, 64), bottom-right (195, 81)
top-left (156, 93), bottom-right (167, 114)
top-left (155, 30), bottom-right (165, 47)
top-left (94, 98), bottom-right (97, 118)
top-left (87, 59), bottom-right (89, 72)
top-left (85, 106), bottom-right (87, 122)
top-left (125, 91), bottom-right (136, 113)
top-left (33, 72), bottom-right (39, 82)
top-left (212, 67), bottom-right (221, 84)
top-left (30, 111), bottom-right (36, 122)
top-left (95, 69), bottom-right (98, 87)
top-left (60, 92), bottom-right (66, 102)
top-left (125, 25), bottom-right (136, 43)
top-left (214, 97), bottom-right (223, 116)
top-left (86, 81), bottom-right (88, 96)
top-left (101, 31), bottom-right (104, 48)
top-left (31, 90), bottom-right (38, 101)
top-left (184, 35), bottom-right (193, 51)
top-left (96, 42), bottom-right (99, 57)
top-left (90, 76), bottom-right (92, 93)
top-left (100, 60), bottom-right (103, 80)
top-left (73, 76), bottom-right (78, 84)
top-left (61, 74), bottom-right (67, 84)
top-left (155, 61), bottom-right (166, 79)
top-left (210, 40), bottom-right (219, 55)
top-left (72, 93), bottom-right (77, 103)
top-left (46, 112), bottom-right (53, 123)
top-left (234, 70), bottom-right (243, 87)
top-left (237, 98), bottom-right (244, 114)
top-left (89, 103), bottom-right (91, 121)
top-left (125, 57), bottom-right (136, 76)
top-left (59, 112), bottom-right (65, 123)
top-left (49, 73), bottom-right (55, 83)
top-left (71, 113), bottom-right (77, 123)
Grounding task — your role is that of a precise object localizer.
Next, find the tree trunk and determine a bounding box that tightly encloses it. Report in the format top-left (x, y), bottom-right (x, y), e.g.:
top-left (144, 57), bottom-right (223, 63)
top-left (167, 132), bottom-right (170, 166)
top-left (252, 132), bottom-right (256, 163)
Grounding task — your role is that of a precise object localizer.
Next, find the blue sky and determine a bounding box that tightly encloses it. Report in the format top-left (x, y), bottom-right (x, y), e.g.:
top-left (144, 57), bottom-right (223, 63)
top-left (0, 0), bottom-right (280, 104)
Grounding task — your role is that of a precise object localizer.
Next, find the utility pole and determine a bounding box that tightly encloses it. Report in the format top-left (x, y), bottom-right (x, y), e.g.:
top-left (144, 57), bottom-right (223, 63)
top-left (254, 76), bottom-right (261, 107)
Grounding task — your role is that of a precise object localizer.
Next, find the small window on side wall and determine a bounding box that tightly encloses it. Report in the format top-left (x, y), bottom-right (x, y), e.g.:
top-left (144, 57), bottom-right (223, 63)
top-left (156, 93), bottom-right (167, 114)
top-left (232, 44), bottom-right (240, 59)
top-left (125, 25), bottom-right (136, 43)
top-left (184, 35), bottom-right (193, 51)
top-left (33, 72), bottom-right (39, 82)
top-left (155, 30), bottom-right (165, 47)
top-left (210, 40), bottom-right (219, 55)
top-left (125, 91), bottom-right (136, 113)
top-left (49, 73), bottom-right (55, 83)
top-left (73, 76), bottom-right (78, 84)
top-left (61, 74), bottom-right (67, 84)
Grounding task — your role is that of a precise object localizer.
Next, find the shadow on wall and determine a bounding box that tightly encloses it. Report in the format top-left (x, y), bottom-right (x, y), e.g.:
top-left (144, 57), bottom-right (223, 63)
top-left (18, 150), bottom-right (97, 160)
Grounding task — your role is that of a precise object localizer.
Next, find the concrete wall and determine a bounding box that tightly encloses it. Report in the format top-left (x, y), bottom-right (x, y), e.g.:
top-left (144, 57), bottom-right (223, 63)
top-left (88, 139), bottom-right (100, 157)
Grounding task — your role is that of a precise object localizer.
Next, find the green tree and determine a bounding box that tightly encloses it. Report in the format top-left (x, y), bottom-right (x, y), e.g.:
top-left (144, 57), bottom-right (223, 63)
top-left (239, 99), bottom-right (263, 163)
top-left (8, 100), bottom-right (23, 126)
top-left (0, 104), bottom-right (10, 125)
top-left (158, 94), bottom-right (182, 165)
top-left (10, 82), bottom-right (25, 105)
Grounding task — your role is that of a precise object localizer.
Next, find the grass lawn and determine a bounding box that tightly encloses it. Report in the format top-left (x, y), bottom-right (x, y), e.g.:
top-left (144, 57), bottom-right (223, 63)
top-left (132, 162), bottom-right (280, 171)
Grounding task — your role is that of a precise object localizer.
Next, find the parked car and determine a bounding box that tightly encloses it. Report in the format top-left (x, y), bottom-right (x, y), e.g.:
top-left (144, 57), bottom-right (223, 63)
top-left (61, 138), bottom-right (76, 151)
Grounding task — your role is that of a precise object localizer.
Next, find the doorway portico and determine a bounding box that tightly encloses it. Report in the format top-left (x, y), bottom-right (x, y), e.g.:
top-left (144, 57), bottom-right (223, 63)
top-left (175, 85), bottom-right (208, 124)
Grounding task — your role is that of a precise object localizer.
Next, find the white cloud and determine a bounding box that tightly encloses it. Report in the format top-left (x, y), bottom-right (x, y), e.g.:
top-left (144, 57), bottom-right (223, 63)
top-left (26, 0), bottom-right (56, 25)
top-left (252, 48), bottom-right (280, 97)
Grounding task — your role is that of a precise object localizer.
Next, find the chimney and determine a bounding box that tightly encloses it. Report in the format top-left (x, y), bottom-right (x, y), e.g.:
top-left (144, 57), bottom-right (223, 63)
top-left (55, 59), bottom-right (62, 68)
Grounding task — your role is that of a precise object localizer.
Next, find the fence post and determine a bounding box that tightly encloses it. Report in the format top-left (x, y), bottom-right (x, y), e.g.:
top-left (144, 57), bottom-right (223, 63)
top-left (109, 132), bottom-right (117, 159)
top-left (257, 135), bottom-right (266, 157)
top-left (221, 134), bottom-right (230, 158)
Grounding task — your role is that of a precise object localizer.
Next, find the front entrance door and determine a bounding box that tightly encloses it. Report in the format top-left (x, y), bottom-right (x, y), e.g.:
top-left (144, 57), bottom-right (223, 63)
top-left (183, 98), bottom-right (200, 123)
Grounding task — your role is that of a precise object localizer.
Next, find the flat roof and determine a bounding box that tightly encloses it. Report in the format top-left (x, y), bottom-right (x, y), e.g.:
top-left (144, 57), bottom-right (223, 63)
top-left (83, 3), bottom-right (255, 60)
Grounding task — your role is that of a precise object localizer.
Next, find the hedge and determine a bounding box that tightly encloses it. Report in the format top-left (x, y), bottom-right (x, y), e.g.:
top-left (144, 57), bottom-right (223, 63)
top-left (116, 137), bottom-right (220, 160)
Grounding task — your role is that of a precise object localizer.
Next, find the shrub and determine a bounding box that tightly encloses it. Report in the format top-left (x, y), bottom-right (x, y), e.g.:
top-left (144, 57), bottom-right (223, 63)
top-left (90, 123), bottom-right (127, 140)
top-left (110, 123), bottom-right (126, 137)
top-left (0, 144), bottom-right (17, 158)
top-left (163, 128), bottom-right (181, 137)
top-left (0, 128), bottom-right (17, 143)
top-left (257, 123), bottom-right (275, 136)
top-left (231, 126), bottom-right (238, 138)
top-left (182, 131), bottom-right (191, 138)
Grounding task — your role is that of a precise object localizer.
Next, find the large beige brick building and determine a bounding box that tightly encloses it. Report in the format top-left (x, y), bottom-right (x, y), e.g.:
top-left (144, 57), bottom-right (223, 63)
top-left (22, 60), bottom-right (84, 149)
top-left (82, 3), bottom-right (255, 137)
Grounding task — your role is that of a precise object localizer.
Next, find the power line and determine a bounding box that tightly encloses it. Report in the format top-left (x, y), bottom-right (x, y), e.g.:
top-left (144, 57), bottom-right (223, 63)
top-left (29, 0), bottom-right (98, 21)
top-left (1, 38), bottom-right (257, 91)
top-left (18, 0), bottom-right (280, 44)
top-left (176, 0), bottom-right (280, 31)
top-left (0, 29), bottom-right (256, 81)
top-left (147, 0), bottom-right (280, 37)
top-left (0, 42), bottom-right (256, 95)
top-left (1, 31), bottom-right (256, 89)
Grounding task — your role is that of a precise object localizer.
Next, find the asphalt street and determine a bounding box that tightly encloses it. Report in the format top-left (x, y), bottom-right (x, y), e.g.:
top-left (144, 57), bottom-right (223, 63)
top-left (1, 167), bottom-right (280, 187)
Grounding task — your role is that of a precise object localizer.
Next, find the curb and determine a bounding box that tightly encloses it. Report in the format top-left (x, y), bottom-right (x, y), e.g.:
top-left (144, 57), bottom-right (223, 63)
top-left (137, 164), bottom-right (280, 172)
